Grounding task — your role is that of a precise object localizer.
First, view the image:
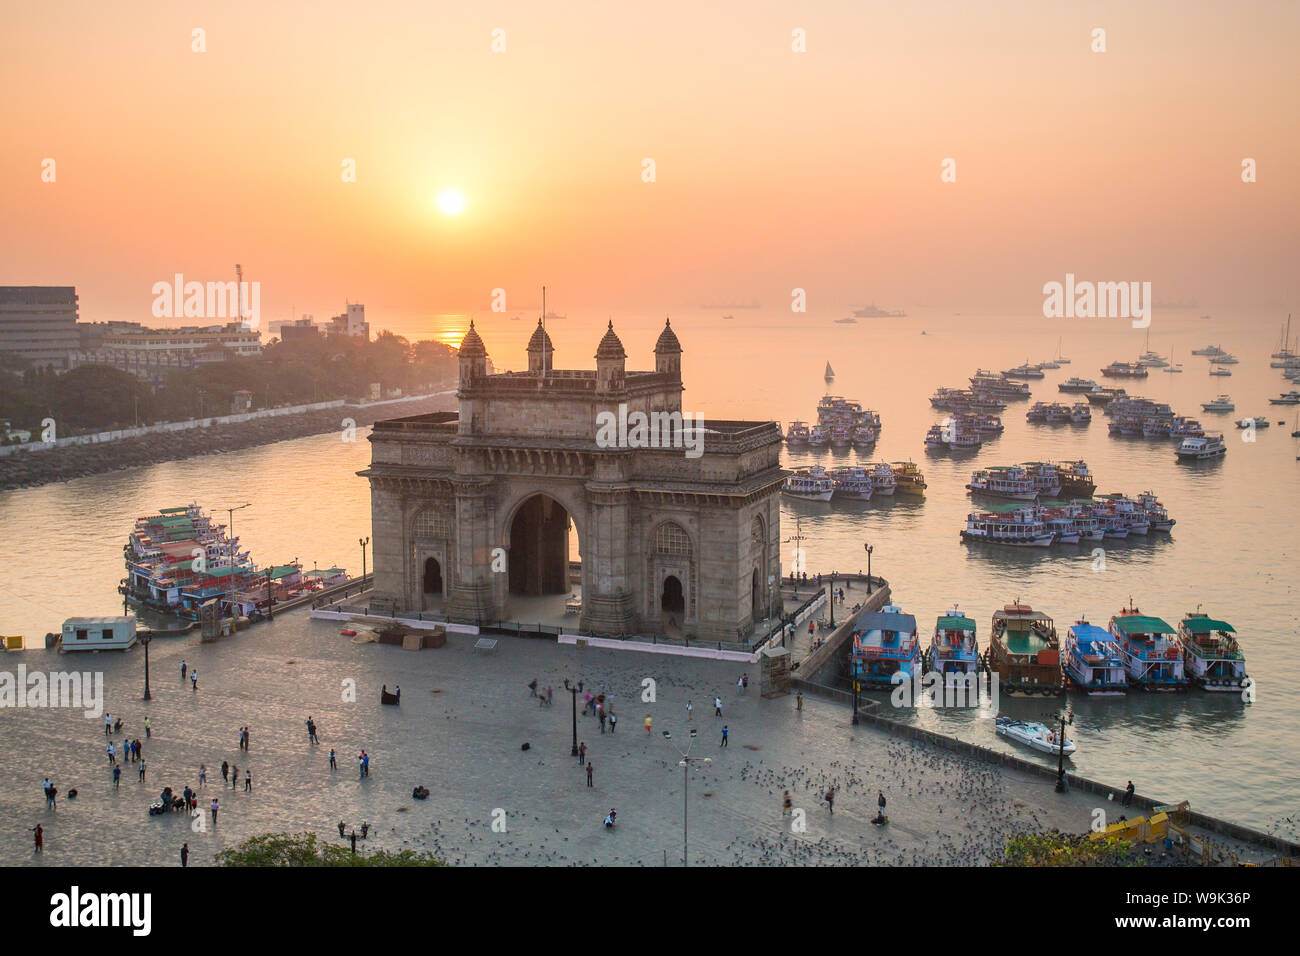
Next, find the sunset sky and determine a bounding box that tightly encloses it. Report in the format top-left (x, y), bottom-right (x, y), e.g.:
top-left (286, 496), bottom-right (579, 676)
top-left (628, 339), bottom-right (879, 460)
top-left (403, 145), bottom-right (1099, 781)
top-left (4, 0), bottom-right (1297, 329)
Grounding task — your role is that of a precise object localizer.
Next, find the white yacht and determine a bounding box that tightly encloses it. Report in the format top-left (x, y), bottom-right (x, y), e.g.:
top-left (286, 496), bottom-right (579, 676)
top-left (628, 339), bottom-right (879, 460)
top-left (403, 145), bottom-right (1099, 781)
top-left (995, 717), bottom-right (1076, 756)
top-left (1201, 395), bottom-right (1234, 412)
top-left (829, 466), bottom-right (874, 501)
top-left (1175, 434), bottom-right (1226, 460)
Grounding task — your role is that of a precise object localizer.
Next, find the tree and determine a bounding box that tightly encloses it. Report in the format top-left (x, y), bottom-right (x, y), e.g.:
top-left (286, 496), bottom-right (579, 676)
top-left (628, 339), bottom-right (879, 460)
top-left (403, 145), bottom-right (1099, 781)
top-left (216, 831), bottom-right (446, 867)
top-left (999, 830), bottom-right (1139, 867)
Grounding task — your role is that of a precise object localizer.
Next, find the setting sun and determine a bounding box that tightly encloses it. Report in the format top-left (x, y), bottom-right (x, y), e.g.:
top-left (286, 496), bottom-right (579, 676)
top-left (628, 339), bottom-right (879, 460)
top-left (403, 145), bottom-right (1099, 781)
top-left (436, 188), bottom-right (467, 216)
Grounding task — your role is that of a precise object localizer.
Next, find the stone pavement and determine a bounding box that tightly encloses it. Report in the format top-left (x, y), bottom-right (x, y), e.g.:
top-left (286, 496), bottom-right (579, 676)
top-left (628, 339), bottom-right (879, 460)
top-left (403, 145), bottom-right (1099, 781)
top-left (0, 607), bottom-right (1261, 866)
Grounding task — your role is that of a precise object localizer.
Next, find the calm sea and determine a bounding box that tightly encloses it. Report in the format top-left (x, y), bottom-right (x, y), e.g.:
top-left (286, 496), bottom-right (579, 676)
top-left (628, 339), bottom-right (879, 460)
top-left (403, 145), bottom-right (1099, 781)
top-left (3, 306), bottom-right (1297, 831)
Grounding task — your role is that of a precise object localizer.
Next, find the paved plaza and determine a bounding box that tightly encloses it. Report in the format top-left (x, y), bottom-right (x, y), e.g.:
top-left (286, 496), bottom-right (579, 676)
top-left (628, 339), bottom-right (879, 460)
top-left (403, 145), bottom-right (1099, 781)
top-left (0, 607), bottom-right (1259, 866)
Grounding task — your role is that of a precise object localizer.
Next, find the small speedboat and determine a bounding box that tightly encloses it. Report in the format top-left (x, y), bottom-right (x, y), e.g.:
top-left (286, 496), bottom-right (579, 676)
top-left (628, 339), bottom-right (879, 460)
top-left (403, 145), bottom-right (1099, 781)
top-left (995, 717), bottom-right (1076, 756)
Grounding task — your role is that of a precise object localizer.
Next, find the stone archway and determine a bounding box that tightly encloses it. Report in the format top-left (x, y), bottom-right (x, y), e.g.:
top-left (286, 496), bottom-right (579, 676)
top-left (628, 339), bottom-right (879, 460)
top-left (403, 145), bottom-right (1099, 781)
top-left (422, 557), bottom-right (443, 605)
top-left (507, 493), bottom-right (571, 596)
top-left (661, 574), bottom-right (685, 615)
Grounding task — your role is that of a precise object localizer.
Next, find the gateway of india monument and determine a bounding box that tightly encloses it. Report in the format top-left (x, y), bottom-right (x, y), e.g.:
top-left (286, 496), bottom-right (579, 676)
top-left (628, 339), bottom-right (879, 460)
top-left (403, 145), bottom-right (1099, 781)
top-left (360, 317), bottom-right (786, 641)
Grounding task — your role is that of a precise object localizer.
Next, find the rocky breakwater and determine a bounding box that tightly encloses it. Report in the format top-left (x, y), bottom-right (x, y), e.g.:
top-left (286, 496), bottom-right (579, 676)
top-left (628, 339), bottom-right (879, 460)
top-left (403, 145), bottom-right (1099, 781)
top-left (0, 394), bottom-right (455, 491)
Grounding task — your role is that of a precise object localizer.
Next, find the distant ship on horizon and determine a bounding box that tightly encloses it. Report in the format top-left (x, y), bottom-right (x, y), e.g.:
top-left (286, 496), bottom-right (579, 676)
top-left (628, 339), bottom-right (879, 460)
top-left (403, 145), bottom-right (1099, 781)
top-left (853, 302), bottom-right (907, 318)
top-left (700, 298), bottom-right (761, 310)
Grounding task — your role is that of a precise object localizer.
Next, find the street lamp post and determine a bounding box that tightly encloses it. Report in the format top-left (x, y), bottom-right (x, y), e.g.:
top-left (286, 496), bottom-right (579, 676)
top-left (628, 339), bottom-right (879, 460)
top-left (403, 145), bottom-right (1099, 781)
top-left (1046, 707), bottom-right (1073, 792)
top-left (863, 543), bottom-right (874, 594)
top-left (359, 536), bottom-right (370, 582)
top-left (663, 728), bottom-right (710, 867)
top-left (563, 679), bottom-right (583, 756)
top-left (140, 633), bottom-right (152, 700)
top-left (828, 571), bottom-right (837, 628)
top-left (852, 676), bottom-right (860, 726)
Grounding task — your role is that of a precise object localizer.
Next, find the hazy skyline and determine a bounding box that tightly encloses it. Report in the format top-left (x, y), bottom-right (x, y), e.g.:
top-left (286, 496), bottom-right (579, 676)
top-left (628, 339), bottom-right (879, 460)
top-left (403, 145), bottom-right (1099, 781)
top-left (4, 0), bottom-right (1298, 329)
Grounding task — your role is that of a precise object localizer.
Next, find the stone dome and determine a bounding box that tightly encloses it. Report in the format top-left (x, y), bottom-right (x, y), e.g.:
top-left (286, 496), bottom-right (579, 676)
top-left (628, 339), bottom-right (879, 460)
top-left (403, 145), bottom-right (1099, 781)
top-left (595, 320), bottom-right (626, 360)
top-left (654, 317), bottom-right (681, 354)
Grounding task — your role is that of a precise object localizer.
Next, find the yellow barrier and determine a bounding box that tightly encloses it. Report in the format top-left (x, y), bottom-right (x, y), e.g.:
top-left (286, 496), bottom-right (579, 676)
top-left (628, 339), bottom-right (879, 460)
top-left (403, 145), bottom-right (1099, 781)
top-left (2, 635), bottom-right (22, 650)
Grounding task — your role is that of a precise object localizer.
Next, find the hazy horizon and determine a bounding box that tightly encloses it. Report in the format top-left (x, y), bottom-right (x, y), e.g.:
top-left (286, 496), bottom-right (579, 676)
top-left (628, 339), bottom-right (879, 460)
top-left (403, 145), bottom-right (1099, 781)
top-left (4, 0), bottom-right (1297, 327)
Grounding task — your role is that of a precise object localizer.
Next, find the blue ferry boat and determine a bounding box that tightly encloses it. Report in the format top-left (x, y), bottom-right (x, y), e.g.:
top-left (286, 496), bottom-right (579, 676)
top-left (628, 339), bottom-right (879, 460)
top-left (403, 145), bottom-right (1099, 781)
top-left (1062, 621), bottom-right (1128, 695)
top-left (851, 605), bottom-right (921, 689)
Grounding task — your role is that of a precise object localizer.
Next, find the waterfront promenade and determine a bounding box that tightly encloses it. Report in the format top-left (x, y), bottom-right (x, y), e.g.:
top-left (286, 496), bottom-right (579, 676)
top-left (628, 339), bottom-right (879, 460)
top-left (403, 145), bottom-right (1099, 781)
top-left (0, 607), bottom-right (1273, 866)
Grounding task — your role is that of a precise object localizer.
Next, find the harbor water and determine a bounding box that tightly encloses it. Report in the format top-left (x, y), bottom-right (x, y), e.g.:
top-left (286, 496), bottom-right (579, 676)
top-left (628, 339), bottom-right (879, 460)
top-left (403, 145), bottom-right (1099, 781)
top-left (2, 307), bottom-right (1297, 833)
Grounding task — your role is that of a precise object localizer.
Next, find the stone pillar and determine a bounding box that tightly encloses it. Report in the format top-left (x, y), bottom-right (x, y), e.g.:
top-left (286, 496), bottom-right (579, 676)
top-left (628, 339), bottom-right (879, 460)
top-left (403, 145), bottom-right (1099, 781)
top-left (445, 477), bottom-right (499, 624)
top-left (368, 479), bottom-right (407, 608)
top-left (580, 478), bottom-right (636, 636)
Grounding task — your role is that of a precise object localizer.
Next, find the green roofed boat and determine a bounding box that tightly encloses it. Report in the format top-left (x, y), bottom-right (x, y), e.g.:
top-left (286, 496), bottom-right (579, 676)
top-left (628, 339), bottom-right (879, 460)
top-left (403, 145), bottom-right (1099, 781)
top-left (1177, 609), bottom-right (1248, 693)
top-left (989, 600), bottom-right (1063, 695)
top-left (1108, 601), bottom-right (1188, 691)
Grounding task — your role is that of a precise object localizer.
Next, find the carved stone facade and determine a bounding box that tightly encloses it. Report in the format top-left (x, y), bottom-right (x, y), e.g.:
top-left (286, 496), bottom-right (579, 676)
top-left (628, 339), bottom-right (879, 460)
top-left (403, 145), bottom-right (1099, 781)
top-left (360, 319), bottom-right (785, 641)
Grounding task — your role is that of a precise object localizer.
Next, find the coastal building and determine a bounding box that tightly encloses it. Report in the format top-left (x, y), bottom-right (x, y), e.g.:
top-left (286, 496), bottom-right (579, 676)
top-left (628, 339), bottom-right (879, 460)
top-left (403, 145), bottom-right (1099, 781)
top-left (361, 319), bottom-right (785, 640)
top-left (327, 304), bottom-right (369, 340)
top-left (0, 286), bottom-right (80, 369)
top-left (71, 322), bottom-right (262, 378)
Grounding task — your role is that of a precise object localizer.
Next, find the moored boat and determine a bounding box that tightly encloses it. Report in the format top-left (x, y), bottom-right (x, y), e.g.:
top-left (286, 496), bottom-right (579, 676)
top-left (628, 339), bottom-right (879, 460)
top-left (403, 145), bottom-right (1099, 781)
top-left (1063, 621), bottom-right (1127, 695)
top-left (960, 506), bottom-right (1056, 547)
top-left (782, 466), bottom-right (834, 501)
top-left (929, 609), bottom-right (980, 675)
top-left (1056, 460), bottom-right (1095, 497)
top-left (967, 465), bottom-right (1038, 500)
top-left (851, 605), bottom-right (921, 689)
top-left (890, 460), bottom-right (927, 496)
top-left (785, 421), bottom-right (811, 445)
top-left (1200, 395), bottom-right (1234, 413)
top-left (1059, 377), bottom-right (1099, 393)
top-left (829, 466), bottom-right (874, 501)
top-left (989, 602), bottom-right (1063, 694)
top-left (1177, 610), bottom-right (1248, 693)
top-left (1102, 361), bottom-right (1149, 378)
top-left (1108, 602), bottom-right (1188, 691)
top-left (995, 717), bottom-right (1076, 755)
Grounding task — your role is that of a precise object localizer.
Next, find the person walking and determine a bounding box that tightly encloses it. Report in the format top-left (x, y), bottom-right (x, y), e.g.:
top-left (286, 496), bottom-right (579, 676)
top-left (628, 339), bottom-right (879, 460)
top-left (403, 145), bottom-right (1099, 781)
top-left (144, 717), bottom-right (151, 739)
top-left (796, 692), bottom-right (803, 712)
top-left (578, 742), bottom-right (587, 766)
top-left (221, 760), bottom-right (229, 784)
top-left (608, 712), bottom-right (616, 733)
top-left (329, 749), bottom-right (337, 771)
top-left (230, 764), bottom-right (238, 789)
top-left (32, 824), bottom-right (43, 854)
top-left (686, 700), bottom-right (693, 721)
top-left (599, 710), bottom-right (606, 734)
top-left (546, 686), bottom-right (553, 706)
top-left (737, 676), bottom-right (744, 695)
top-left (190, 670), bottom-right (197, 690)
top-left (586, 761), bottom-right (594, 788)
top-left (528, 679), bottom-right (538, 698)
top-left (825, 787), bottom-right (835, 814)
top-left (720, 725), bottom-right (729, 747)
top-left (644, 714), bottom-right (652, 735)
top-left (180, 660), bottom-right (187, 680)
top-left (782, 791), bottom-right (792, 816)
top-left (244, 770), bottom-right (252, 793)
top-left (112, 765), bottom-right (121, 788)
top-left (210, 798), bottom-right (219, 824)
top-left (198, 764), bottom-right (207, 789)
top-left (106, 742), bottom-right (116, 765)
top-left (138, 759), bottom-right (146, 782)
top-left (714, 697), bottom-right (723, 718)
top-left (877, 791), bottom-right (887, 819)
top-left (181, 842), bottom-right (189, 868)
top-left (104, 713), bottom-right (112, 736)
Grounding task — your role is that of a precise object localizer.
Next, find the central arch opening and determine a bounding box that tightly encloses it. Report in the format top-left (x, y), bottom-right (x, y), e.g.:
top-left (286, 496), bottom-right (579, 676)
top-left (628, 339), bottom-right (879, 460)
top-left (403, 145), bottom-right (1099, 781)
top-left (661, 574), bottom-right (685, 615)
top-left (508, 494), bottom-right (571, 596)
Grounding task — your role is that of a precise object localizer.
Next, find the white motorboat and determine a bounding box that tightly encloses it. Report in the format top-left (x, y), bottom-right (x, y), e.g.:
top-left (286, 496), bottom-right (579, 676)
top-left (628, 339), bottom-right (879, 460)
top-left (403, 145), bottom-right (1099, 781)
top-left (1201, 395), bottom-right (1234, 412)
top-left (995, 717), bottom-right (1076, 756)
top-left (1176, 434), bottom-right (1226, 460)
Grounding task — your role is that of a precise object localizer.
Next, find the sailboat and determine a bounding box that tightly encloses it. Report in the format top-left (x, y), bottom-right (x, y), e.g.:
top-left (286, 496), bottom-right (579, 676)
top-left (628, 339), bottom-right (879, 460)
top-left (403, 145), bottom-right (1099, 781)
top-left (1163, 348), bottom-right (1183, 373)
top-left (1138, 329), bottom-right (1169, 367)
top-left (1271, 314), bottom-right (1297, 364)
top-left (1291, 410), bottom-right (1299, 439)
top-left (1055, 337), bottom-right (1071, 364)
top-left (824, 362), bottom-right (835, 386)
